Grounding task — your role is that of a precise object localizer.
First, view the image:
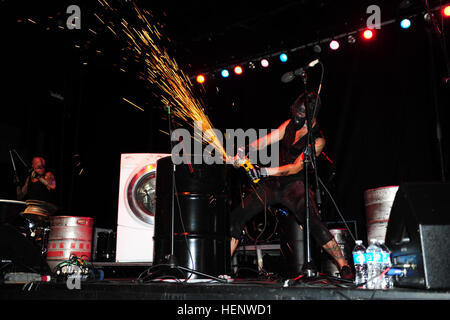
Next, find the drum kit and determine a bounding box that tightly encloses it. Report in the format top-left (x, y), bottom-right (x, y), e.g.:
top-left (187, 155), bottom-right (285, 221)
top-left (1, 199), bottom-right (58, 258)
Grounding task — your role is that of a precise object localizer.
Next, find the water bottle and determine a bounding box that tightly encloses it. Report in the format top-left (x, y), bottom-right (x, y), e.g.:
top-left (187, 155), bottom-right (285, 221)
top-left (366, 238), bottom-right (383, 289)
top-left (379, 240), bottom-right (393, 289)
top-left (352, 240), bottom-right (367, 288)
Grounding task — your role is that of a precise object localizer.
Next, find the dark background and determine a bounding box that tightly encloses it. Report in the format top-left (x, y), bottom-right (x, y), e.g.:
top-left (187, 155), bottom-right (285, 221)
top-left (0, 0), bottom-right (449, 242)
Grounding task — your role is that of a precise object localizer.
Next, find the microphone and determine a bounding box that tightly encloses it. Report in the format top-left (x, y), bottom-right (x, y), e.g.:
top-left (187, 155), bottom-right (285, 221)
top-left (281, 59), bottom-right (320, 83)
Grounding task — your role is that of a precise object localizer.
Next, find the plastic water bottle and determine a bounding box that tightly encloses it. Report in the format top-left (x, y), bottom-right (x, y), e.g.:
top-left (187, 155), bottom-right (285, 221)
top-left (379, 240), bottom-right (393, 289)
top-left (366, 238), bottom-right (383, 289)
top-left (352, 240), bottom-right (368, 288)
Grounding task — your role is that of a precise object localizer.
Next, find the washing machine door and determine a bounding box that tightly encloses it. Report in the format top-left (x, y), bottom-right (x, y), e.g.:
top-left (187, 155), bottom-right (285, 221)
top-left (126, 164), bottom-right (157, 225)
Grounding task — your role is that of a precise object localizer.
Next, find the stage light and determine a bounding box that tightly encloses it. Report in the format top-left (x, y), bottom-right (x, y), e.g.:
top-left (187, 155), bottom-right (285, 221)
top-left (329, 40), bottom-right (340, 50)
top-left (196, 74), bottom-right (205, 84)
top-left (234, 66), bottom-right (243, 75)
top-left (362, 29), bottom-right (374, 40)
top-left (279, 53), bottom-right (288, 62)
top-left (221, 69), bottom-right (230, 78)
top-left (260, 58), bottom-right (269, 68)
top-left (347, 35), bottom-right (356, 44)
top-left (444, 5), bottom-right (450, 17)
top-left (400, 18), bottom-right (411, 29)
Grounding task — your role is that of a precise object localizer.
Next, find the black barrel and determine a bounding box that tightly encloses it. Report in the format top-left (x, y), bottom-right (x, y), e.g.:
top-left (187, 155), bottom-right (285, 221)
top-left (278, 212), bottom-right (305, 277)
top-left (153, 156), bottom-right (231, 279)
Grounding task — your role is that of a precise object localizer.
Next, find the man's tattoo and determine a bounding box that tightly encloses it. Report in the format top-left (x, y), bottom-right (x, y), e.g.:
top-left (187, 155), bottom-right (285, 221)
top-left (324, 241), bottom-right (345, 260)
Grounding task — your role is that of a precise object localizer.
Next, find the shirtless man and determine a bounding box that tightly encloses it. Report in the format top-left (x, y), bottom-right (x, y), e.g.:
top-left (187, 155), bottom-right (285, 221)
top-left (17, 156), bottom-right (56, 202)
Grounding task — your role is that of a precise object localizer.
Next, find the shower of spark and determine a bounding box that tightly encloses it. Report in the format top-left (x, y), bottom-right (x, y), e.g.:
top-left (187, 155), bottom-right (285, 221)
top-left (97, 0), bottom-right (227, 161)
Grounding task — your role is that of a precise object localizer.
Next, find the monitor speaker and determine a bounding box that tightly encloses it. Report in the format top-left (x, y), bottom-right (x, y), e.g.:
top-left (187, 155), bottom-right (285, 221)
top-left (385, 182), bottom-right (450, 289)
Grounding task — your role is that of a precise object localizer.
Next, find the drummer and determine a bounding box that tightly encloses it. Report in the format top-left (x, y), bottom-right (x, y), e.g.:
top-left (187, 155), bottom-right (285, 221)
top-left (17, 156), bottom-right (56, 203)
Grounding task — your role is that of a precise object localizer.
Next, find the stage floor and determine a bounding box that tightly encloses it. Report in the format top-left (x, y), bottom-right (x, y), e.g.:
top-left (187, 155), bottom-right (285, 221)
top-left (2, 271), bottom-right (450, 318)
top-left (2, 274), bottom-right (450, 301)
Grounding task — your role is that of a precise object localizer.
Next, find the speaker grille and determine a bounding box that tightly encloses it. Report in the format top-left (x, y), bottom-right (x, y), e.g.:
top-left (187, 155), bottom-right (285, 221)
top-left (420, 225), bottom-right (450, 289)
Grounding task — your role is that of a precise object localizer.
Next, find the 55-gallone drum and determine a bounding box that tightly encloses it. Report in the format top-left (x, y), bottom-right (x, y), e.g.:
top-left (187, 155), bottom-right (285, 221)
top-left (364, 186), bottom-right (399, 243)
top-left (153, 156), bottom-right (232, 279)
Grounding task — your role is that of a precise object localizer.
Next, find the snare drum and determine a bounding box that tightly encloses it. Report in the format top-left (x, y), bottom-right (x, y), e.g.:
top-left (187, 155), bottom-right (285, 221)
top-left (20, 200), bottom-right (56, 256)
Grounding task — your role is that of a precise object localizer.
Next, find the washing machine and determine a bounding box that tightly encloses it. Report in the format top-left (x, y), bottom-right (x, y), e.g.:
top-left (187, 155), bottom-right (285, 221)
top-left (116, 153), bottom-right (170, 262)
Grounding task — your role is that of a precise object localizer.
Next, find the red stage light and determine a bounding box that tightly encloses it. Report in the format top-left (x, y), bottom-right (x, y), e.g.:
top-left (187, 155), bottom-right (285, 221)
top-left (196, 74), bottom-right (205, 84)
top-left (362, 29), bottom-right (374, 40)
top-left (443, 5), bottom-right (450, 17)
top-left (234, 66), bottom-right (243, 75)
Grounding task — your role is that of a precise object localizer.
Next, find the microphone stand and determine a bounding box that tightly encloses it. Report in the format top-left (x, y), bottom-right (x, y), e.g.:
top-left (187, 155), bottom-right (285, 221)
top-left (298, 71), bottom-right (317, 278)
top-left (166, 105), bottom-right (177, 269)
top-left (287, 66), bottom-right (354, 286)
top-left (10, 150), bottom-right (31, 200)
top-left (9, 150), bottom-right (20, 186)
top-left (145, 105), bottom-right (226, 283)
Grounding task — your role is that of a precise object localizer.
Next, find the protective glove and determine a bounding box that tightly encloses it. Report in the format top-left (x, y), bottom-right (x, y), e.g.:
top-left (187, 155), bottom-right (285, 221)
top-left (247, 165), bottom-right (261, 183)
top-left (243, 162), bottom-right (268, 184)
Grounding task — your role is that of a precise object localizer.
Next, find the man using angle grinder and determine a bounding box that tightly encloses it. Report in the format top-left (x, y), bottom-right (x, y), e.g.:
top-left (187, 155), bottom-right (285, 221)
top-left (229, 91), bottom-right (354, 280)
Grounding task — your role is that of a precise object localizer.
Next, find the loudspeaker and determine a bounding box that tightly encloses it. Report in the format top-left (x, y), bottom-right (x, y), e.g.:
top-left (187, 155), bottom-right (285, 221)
top-left (385, 182), bottom-right (450, 289)
top-left (0, 224), bottom-right (50, 274)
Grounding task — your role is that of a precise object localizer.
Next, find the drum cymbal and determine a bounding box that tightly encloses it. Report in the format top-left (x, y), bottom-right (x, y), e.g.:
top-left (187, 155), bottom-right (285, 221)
top-left (24, 200), bottom-right (59, 216)
top-left (0, 199), bottom-right (26, 206)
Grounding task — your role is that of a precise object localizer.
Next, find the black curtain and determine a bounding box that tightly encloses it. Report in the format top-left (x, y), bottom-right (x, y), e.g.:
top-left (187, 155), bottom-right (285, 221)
top-left (203, 20), bottom-right (449, 241)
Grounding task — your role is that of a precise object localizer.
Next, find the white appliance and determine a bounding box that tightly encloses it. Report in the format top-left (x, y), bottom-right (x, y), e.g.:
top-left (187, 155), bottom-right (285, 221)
top-left (116, 153), bottom-right (170, 262)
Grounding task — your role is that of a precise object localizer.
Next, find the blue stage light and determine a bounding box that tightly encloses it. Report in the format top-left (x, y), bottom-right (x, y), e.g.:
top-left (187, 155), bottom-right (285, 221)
top-left (279, 53), bottom-right (288, 62)
top-left (400, 19), bottom-right (411, 29)
top-left (221, 69), bottom-right (230, 78)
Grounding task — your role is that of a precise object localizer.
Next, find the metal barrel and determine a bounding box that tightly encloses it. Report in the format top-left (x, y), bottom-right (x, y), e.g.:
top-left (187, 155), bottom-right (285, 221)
top-left (46, 216), bottom-right (94, 271)
top-left (278, 212), bottom-right (304, 277)
top-left (153, 156), bottom-right (231, 279)
top-left (364, 186), bottom-right (399, 243)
